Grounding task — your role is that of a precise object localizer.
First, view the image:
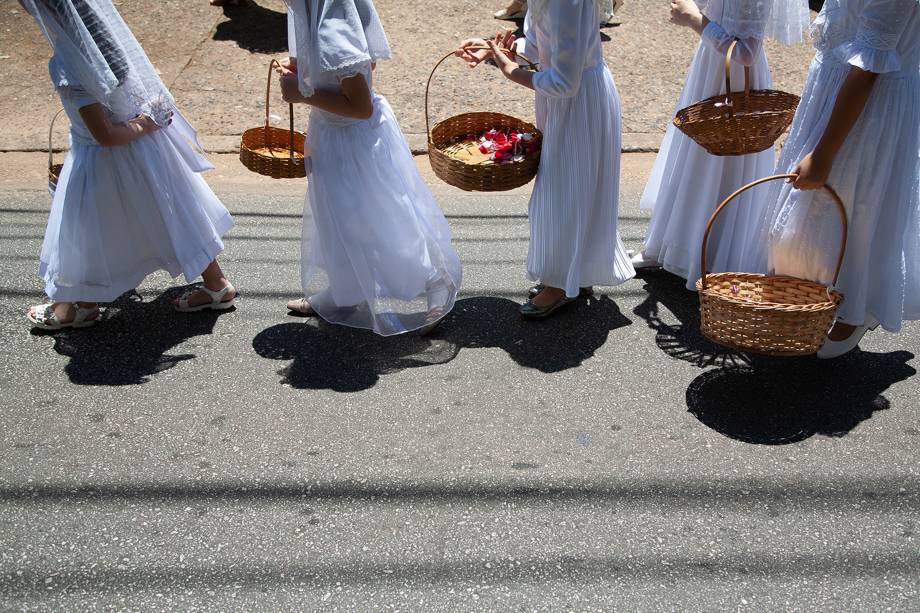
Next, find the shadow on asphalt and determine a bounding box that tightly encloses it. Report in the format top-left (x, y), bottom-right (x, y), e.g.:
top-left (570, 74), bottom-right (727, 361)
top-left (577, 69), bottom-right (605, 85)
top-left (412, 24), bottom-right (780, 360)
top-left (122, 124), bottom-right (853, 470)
top-left (4, 476), bottom-right (914, 506)
top-left (33, 287), bottom-right (233, 386)
top-left (633, 270), bottom-right (752, 369)
top-left (686, 351), bottom-right (917, 445)
top-left (213, 3), bottom-right (288, 54)
top-left (252, 294), bottom-right (631, 392)
top-left (2, 549), bottom-right (918, 595)
top-left (251, 319), bottom-right (460, 393)
top-left (632, 270), bottom-right (917, 444)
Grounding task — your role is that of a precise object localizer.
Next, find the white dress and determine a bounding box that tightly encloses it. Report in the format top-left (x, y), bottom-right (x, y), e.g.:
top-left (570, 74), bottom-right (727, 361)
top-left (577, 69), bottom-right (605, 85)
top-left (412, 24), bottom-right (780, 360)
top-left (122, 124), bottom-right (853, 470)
top-left (522, 0), bottom-right (634, 297)
top-left (755, 0), bottom-right (920, 333)
top-left (300, 63), bottom-right (462, 336)
top-left (40, 57), bottom-right (234, 303)
top-left (639, 0), bottom-right (776, 290)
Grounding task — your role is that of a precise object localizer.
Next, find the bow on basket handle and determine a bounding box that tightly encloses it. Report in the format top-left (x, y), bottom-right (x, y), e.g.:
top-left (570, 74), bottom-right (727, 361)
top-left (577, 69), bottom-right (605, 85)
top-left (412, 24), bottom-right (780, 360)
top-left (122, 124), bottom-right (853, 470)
top-left (266, 58), bottom-right (296, 159)
top-left (425, 45), bottom-right (539, 143)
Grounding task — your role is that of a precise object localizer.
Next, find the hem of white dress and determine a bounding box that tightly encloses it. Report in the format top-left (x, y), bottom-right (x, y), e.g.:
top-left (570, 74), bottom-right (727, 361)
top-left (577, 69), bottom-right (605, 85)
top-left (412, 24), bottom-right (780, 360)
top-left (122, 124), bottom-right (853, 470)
top-left (40, 256), bottom-right (179, 304)
top-left (178, 214), bottom-right (234, 282)
top-left (40, 214), bottom-right (232, 303)
top-left (527, 262), bottom-right (636, 297)
top-left (311, 303), bottom-right (457, 337)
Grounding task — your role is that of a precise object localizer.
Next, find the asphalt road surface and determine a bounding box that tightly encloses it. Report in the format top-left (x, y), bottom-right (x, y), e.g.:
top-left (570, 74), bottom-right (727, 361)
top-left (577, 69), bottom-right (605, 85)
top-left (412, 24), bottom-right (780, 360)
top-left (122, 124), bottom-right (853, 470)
top-left (0, 154), bottom-right (918, 610)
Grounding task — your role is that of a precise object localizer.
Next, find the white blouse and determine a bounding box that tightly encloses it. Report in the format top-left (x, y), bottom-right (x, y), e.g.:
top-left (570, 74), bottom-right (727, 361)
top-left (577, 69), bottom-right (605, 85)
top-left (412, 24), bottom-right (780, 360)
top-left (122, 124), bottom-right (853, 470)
top-left (524, 0), bottom-right (606, 99)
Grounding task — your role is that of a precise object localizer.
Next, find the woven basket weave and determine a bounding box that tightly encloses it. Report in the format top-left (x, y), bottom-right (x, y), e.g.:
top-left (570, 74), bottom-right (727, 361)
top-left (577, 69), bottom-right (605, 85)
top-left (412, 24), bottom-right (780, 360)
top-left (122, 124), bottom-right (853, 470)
top-left (48, 108), bottom-right (66, 196)
top-left (674, 41), bottom-right (799, 156)
top-left (695, 175), bottom-right (849, 357)
top-left (426, 47), bottom-right (541, 192)
top-left (240, 59), bottom-right (307, 179)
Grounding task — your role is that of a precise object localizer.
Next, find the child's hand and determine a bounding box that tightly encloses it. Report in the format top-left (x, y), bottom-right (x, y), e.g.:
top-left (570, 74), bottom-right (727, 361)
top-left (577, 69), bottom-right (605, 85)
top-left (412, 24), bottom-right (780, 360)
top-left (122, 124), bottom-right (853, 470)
top-left (487, 38), bottom-right (517, 78)
top-left (670, 0), bottom-right (704, 32)
top-left (456, 38), bottom-right (491, 67)
top-left (495, 29), bottom-right (517, 61)
top-left (790, 151), bottom-right (833, 190)
top-left (131, 113), bottom-right (165, 135)
top-left (276, 57), bottom-right (297, 75)
top-left (279, 72), bottom-right (304, 103)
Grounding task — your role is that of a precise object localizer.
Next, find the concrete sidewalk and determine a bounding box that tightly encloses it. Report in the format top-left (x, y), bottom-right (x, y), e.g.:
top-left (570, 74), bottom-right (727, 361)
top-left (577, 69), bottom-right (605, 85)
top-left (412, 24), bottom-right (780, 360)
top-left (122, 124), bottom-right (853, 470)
top-left (0, 0), bottom-right (816, 154)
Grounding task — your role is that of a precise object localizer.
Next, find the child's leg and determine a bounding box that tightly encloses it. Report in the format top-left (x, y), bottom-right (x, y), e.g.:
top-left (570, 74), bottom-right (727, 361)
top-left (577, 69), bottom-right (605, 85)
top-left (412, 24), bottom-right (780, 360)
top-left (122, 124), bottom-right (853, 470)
top-left (201, 260), bottom-right (232, 293)
top-left (173, 260), bottom-right (236, 309)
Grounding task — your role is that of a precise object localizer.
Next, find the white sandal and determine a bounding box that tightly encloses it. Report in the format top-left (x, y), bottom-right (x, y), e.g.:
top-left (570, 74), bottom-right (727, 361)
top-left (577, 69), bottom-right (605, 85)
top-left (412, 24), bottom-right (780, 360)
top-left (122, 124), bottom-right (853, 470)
top-left (28, 303), bottom-right (99, 330)
top-left (494, 1), bottom-right (527, 19)
top-left (174, 285), bottom-right (236, 312)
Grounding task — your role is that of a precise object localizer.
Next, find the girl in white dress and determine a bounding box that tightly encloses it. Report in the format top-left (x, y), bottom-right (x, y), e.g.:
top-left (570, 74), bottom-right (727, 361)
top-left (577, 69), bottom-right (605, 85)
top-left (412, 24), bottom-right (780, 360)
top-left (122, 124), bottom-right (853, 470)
top-left (748, 0), bottom-right (920, 358)
top-left (22, 0), bottom-right (236, 330)
top-left (280, 0), bottom-right (462, 336)
top-left (459, 0), bottom-right (635, 319)
top-left (631, 0), bottom-right (811, 290)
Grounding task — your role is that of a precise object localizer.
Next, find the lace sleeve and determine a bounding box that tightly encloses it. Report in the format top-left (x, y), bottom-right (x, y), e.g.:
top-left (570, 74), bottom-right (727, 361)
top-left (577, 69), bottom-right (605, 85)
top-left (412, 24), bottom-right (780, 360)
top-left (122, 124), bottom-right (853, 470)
top-left (330, 59), bottom-right (371, 82)
top-left (833, 0), bottom-right (918, 73)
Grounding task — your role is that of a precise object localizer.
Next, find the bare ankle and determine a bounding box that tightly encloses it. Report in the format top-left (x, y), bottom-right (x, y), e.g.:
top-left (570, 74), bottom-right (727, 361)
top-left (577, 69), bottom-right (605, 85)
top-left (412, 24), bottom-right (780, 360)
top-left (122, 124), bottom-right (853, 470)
top-left (203, 278), bottom-right (231, 292)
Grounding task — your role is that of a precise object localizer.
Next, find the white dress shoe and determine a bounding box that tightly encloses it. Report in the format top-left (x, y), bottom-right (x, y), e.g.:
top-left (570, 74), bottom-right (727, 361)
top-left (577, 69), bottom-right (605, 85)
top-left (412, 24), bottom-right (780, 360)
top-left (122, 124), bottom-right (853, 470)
top-left (494, 1), bottom-right (526, 19)
top-left (816, 316), bottom-right (880, 359)
top-left (629, 250), bottom-right (661, 270)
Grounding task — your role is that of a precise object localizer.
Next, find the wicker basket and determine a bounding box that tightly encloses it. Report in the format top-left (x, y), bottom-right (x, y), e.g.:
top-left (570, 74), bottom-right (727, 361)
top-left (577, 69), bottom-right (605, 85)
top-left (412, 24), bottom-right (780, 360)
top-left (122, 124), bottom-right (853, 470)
top-left (674, 41), bottom-right (800, 156)
top-left (240, 59), bottom-right (307, 179)
top-left (426, 47), bottom-right (541, 192)
top-left (695, 175), bottom-right (849, 357)
top-left (48, 108), bottom-right (66, 196)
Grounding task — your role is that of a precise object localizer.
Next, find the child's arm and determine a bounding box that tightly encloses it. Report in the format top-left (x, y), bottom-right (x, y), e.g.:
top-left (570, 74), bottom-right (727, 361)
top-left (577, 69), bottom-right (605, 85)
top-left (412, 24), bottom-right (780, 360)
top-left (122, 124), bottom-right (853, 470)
top-left (477, 30), bottom-right (534, 90)
top-left (489, 37), bottom-right (534, 90)
top-left (791, 0), bottom-right (917, 189)
top-left (78, 103), bottom-right (167, 147)
top-left (490, 0), bottom-right (597, 97)
top-left (279, 70), bottom-right (374, 120)
top-left (670, 0), bottom-right (710, 35)
top-left (670, 0), bottom-right (762, 66)
top-left (527, 0), bottom-right (595, 98)
top-left (791, 67), bottom-right (879, 190)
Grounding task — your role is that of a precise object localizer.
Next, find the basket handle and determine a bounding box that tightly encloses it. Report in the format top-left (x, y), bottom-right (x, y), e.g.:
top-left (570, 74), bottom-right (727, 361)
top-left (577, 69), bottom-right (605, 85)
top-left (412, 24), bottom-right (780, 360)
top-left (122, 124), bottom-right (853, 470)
top-left (265, 59), bottom-right (296, 157)
top-left (425, 45), bottom-right (539, 143)
top-left (699, 174), bottom-right (849, 291)
top-left (723, 40), bottom-right (752, 109)
top-left (48, 108), bottom-right (65, 173)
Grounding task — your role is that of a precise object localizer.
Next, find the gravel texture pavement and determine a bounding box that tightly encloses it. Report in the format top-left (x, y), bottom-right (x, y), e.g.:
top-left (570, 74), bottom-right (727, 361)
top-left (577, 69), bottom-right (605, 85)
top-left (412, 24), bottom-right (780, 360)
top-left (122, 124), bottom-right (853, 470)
top-left (0, 152), bottom-right (917, 610)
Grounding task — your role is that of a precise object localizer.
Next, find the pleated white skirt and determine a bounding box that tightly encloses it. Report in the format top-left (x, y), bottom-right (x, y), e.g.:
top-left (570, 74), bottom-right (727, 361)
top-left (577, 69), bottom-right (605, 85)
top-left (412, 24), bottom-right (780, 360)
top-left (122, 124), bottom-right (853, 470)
top-left (527, 64), bottom-right (635, 298)
top-left (640, 41), bottom-right (775, 290)
top-left (301, 94), bottom-right (462, 336)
